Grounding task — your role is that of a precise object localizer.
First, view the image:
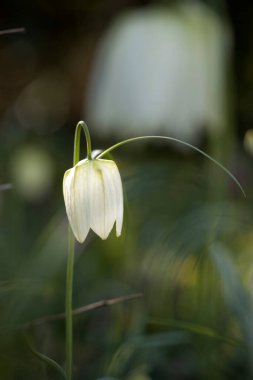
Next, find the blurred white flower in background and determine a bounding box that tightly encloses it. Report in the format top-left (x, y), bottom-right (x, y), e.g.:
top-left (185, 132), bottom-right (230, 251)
top-left (85, 0), bottom-right (231, 144)
top-left (10, 146), bottom-right (55, 201)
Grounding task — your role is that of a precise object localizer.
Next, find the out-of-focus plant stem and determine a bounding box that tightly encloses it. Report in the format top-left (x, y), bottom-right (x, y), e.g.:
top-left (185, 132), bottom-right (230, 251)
top-left (66, 227), bottom-right (75, 380)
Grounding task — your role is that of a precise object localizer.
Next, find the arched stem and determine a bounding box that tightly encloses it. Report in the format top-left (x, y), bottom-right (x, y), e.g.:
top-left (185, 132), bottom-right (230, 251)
top-left (73, 121), bottom-right (92, 165)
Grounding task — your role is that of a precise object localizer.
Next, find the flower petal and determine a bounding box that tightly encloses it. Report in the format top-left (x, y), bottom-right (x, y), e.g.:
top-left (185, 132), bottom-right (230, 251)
top-left (89, 160), bottom-right (115, 239)
top-left (113, 166), bottom-right (124, 237)
top-left (98, 159), bottom-right (124, 237)
top-left (63, 161), bottom-right (91, 243)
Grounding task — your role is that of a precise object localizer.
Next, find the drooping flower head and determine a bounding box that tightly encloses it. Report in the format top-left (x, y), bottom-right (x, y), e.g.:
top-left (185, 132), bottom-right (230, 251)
top-left (63, 158), bottom-right (123, 243)
top-left (63, 122), bottom-right (123, 243)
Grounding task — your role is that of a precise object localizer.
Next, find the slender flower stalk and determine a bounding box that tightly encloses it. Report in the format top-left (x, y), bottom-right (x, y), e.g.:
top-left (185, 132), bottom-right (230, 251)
top-left (73, 121), bottom-right (92, 163)
top-left (65, 227), bottom-right (75, 380)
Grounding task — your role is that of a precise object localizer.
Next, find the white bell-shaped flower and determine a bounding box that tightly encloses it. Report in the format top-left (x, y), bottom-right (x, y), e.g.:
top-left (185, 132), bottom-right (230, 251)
top-left (63, 158), bottom-right (123, 243)
top-left (86, 1), bottom-right (230, 143)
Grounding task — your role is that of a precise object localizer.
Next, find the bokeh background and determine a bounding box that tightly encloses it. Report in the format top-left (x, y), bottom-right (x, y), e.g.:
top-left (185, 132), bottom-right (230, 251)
top-left (1, 0), bottom-right (253, 379)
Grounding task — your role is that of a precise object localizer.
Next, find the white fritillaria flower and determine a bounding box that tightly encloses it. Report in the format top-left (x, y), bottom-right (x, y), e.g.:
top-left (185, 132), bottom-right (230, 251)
top-left (86, 1), bottom-right (230, 143)
top-left (63, 157), bottom-right (123, 243)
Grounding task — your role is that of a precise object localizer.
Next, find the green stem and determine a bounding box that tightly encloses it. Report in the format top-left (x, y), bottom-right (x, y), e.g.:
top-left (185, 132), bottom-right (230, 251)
top-left (97, 135), bottom-right (245, 197)
top-left (25, 333), bottom-right (67, 380)
top-left (148, 317), bottom-right (240, 346)
top-left (73, 121), bottom-right (92, 164)
top-left (66, 227), bottom-right (75, 380)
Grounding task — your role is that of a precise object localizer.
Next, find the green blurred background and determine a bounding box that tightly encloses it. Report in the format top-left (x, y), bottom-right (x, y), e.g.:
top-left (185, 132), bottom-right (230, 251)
top-left (1, 0), bottom-right (253, 379)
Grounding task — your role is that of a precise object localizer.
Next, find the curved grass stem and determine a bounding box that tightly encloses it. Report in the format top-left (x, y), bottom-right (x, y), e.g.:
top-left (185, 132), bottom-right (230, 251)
top-left (24, 333), bottom-right (67, 379)
top-left (97, 135), bottom-right (245, 197)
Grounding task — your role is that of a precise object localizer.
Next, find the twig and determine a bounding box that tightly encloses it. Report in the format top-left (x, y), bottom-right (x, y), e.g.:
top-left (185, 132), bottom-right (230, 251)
top-left (0, 27), bottom-right (25, 36)
top-left (22, 293), bottom-right (143, 329)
